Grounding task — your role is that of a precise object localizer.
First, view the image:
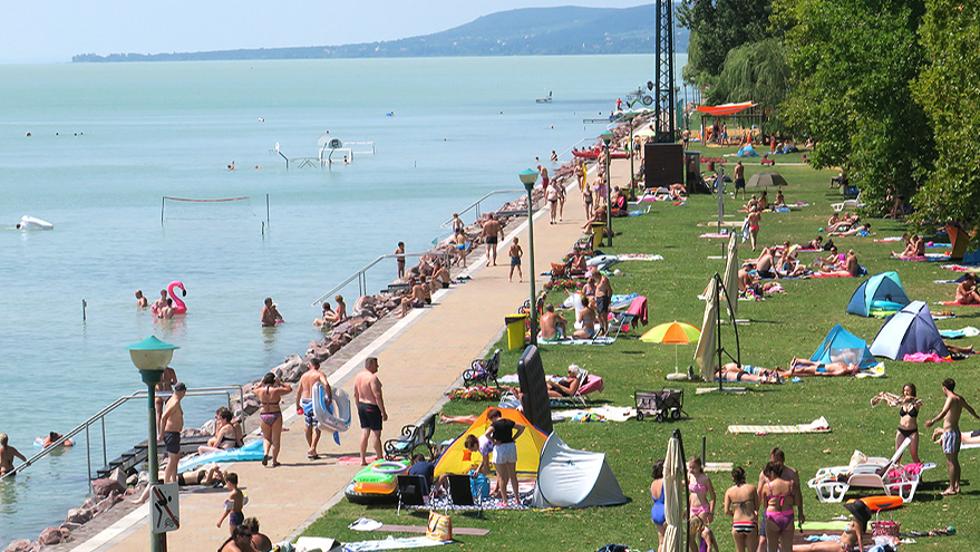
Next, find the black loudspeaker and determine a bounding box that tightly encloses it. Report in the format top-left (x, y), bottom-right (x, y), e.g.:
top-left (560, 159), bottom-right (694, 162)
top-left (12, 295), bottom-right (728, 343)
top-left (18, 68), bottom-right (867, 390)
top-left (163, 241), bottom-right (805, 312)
top-left (644, 143), bottom-right (684, 189)
top-left (517, 345), bottom-right (553, 435)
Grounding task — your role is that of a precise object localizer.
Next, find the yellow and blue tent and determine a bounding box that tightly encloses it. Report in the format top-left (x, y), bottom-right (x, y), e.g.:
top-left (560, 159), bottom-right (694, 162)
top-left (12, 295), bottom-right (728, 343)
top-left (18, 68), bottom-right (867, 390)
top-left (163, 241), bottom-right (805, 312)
top-left (434, 407), bottom-right (548, 477)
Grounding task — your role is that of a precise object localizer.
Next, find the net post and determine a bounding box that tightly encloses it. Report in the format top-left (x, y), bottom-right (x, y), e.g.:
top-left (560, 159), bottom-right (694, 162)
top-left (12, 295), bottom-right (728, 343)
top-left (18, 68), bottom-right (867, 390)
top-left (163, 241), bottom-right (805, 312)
top-left (161, 197), bottom-right (165, 226)
top-left (266, 194), bottom-right (270, 227)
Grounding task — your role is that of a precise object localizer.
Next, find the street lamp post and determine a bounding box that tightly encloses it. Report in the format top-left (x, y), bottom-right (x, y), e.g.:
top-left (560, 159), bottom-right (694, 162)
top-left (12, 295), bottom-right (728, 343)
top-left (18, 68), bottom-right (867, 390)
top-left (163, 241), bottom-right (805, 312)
top-left (128, 335), bottom-right (180, 552)
top-left (519, 168), bottom-right (540, 345)
top-left (601, 130), bottom-right (614, 247)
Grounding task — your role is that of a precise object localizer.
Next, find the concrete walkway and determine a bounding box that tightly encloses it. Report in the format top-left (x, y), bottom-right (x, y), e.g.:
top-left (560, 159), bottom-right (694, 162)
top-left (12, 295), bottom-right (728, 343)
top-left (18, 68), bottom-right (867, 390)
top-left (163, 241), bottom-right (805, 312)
top-left (81, 164), bottom-right (622, 550)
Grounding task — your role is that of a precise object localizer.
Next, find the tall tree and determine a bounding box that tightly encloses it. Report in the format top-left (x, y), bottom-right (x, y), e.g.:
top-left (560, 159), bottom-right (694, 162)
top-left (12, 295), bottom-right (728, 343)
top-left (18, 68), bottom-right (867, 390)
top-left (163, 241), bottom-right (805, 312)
top-left (911, 1), bottom-right (980, 232)
top-left (707, 38), bottom-right (789, 130)
top-left (778, 0), bottom-right (933, 212)
top-left (678, 0), bottom-right (774, 88)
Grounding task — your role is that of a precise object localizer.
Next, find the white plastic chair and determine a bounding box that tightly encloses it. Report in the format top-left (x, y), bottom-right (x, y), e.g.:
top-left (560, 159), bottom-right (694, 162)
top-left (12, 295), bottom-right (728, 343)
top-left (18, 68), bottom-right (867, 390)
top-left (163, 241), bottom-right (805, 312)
top-left (807, 438), bottom-right (935, 503)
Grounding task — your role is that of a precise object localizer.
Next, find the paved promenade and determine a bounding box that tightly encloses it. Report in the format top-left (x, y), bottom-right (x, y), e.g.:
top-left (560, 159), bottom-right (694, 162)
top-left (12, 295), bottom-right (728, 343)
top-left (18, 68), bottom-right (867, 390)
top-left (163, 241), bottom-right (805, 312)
top-left (77, 159), bottom-right (633, 550)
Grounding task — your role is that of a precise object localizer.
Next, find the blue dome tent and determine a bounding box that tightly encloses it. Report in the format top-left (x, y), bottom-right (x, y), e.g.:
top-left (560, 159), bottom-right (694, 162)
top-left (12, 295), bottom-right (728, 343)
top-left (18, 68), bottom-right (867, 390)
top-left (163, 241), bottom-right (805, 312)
top-left (870, 301), bottom-right (949, 360)
top-left (811, 324), bottom-right (877, 369)
top-left (846, 272), bottom-right (910, 317)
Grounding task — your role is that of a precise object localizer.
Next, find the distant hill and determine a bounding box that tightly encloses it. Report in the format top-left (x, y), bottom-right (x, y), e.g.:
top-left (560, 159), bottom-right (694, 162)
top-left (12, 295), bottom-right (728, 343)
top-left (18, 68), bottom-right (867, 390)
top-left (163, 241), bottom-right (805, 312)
top-left (73, 4), bottom-right (688, 63)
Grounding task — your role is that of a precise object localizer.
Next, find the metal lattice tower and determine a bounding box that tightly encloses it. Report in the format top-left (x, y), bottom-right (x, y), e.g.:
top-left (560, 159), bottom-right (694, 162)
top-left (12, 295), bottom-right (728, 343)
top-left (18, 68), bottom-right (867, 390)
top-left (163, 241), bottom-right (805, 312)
top-left (654, 0), bottom-right (676, 143)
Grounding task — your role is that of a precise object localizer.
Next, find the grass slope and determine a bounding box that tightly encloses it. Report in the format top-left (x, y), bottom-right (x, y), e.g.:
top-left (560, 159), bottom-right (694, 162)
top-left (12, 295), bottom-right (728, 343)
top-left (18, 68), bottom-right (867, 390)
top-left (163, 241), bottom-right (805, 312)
top-left (304, 149), bottom-right (979, 550)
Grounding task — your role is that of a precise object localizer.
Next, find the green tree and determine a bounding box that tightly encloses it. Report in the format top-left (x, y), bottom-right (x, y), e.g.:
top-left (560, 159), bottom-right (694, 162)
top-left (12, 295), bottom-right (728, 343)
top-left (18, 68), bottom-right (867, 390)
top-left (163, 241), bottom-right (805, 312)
top-left (678, 0), bottom-right (774, 88)
top-left (911, 1), bottom-right (980, 232)
top-left (707, 38), bottom-right (788, 130)
top-left (778, 0), bottom-right (933, 212)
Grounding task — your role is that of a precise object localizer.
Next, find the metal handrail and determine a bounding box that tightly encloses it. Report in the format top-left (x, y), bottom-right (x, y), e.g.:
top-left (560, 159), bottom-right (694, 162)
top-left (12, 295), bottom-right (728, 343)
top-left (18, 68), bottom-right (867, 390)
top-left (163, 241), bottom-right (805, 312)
top-left (439, 189), bottom-right (524, 228)
top-left (310, 251), bottom-right (451, 306)
top-left (0, 385), bottom-right (245, 484)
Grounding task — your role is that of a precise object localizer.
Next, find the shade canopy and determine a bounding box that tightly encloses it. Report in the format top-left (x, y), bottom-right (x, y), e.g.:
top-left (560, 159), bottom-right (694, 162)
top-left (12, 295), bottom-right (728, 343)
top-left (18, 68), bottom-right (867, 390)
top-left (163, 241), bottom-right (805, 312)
top-left (641, 321), bottom-right (701, 345)
top-left (746, 172), bottom-right (789, 189)
top-left (695, 101), bottom-right (756, 117)
top-left (127, 335), bottom-right (179, 371)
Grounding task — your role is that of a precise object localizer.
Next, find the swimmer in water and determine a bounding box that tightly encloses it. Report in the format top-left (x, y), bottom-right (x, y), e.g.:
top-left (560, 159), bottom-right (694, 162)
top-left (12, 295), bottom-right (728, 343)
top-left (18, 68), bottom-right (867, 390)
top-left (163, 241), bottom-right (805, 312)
top-left (261, 297), bottom-right (284, 327)
top-left (42, 432), bottom-right (73, 448)
top-left (0, 433), bottom-right (27, 476)
top-left (152, 289), bottom-right (168, 314)
top-left (135, 290), bottom-right (148, 309)
top-left (227, 161), bottom-right (236, 171)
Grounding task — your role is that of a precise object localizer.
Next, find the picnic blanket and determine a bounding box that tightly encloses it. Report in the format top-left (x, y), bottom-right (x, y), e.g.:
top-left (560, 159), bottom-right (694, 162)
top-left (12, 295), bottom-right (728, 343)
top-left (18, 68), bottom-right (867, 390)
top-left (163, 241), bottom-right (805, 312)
top-left (809, 270), bottom-right (854, 278)
top-left (305, 536), bottom-right (450, 552)
top-left (941, 264), bottom-right (980, 273)
top-left (903, 352), bottom-right (952, 363)
top-left (552, 406), bottom-right (636, 423)
top-left (938, 301), bottom-right (980, 307)
top-left (728, 416), bottom-right (831, 435)
top-left (940, 327), bottom-right (980, 339)
top-left (539, 336), bottom-right (616, 346)
top-left (615, 253), bottom-right (664, 261)
top-left (895, 254), bottom-right (951, 262)
top-left (700, 232), bottom-right (731, 239)
top-left (349, 519), bottom-right (490, 537)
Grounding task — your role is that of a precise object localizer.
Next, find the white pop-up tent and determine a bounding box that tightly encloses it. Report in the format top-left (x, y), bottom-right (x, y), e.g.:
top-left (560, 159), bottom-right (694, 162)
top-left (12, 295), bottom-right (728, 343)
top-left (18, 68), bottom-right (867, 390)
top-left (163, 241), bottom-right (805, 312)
top-left (531, 433), bottom-right (628, 508)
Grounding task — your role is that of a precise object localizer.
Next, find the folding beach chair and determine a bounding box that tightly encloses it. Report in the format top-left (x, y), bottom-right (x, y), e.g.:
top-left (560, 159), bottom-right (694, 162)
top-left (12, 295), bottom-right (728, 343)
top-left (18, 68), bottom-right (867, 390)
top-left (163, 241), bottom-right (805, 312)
top-left (549, 371), bottom-right (604, 408)
top-left (395, 474), bottom-right (429, 515)
top-left (606, 296), bottom-right (648, 340)
top-left (807, 438), bottom-right (935, 503)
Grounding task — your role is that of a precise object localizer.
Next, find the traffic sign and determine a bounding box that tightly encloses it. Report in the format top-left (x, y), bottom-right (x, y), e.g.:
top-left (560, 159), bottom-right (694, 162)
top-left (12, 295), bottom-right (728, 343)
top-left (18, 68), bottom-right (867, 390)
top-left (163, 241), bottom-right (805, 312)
top-left (150, 483), bottom-right (180, 534)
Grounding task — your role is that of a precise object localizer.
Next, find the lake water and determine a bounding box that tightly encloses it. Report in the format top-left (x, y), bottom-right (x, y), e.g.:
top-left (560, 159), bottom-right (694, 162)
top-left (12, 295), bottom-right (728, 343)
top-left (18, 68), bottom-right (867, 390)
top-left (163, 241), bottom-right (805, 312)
top-left (0, 53), bottom-right (684, 543)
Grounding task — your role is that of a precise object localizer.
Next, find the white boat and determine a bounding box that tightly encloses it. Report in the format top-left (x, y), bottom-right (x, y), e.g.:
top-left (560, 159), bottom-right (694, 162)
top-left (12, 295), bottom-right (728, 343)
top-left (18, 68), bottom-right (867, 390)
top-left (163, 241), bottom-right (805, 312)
top-left (16, 215), bottom-right (54, 230)
top-left (535, 91), bottom-right (553, 104)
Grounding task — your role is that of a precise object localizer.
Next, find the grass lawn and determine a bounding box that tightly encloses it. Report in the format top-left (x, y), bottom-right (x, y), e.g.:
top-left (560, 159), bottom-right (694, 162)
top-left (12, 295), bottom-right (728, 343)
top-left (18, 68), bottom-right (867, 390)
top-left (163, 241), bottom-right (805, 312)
top-left (304, 148), bottom-right (979, 550)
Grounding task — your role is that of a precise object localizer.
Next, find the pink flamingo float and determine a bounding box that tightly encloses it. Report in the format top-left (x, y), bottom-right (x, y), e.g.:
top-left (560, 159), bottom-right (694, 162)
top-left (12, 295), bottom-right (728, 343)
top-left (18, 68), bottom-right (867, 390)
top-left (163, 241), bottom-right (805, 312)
top-left (167, 280), bottom-right (188, 314)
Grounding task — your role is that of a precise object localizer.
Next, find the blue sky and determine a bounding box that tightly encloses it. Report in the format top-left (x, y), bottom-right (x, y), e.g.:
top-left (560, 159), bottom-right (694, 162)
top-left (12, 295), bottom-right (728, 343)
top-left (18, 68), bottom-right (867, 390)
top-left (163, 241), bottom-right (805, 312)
top-left (1, 1), bottom-right (643, 63)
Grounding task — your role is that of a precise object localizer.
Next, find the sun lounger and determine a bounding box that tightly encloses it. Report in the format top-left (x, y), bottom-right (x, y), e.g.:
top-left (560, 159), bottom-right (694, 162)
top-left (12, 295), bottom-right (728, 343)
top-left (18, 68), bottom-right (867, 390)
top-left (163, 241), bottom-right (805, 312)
top-left (539, 336), bottom-right (615, 346)
top-left (607, 296), bottom-right (648, 339)
top-left (728, 417), bottom-right (831, 435)
top-left (550, 372), bottom-right (604, 408)
top-left (806, 438), bottom-right (935, 503)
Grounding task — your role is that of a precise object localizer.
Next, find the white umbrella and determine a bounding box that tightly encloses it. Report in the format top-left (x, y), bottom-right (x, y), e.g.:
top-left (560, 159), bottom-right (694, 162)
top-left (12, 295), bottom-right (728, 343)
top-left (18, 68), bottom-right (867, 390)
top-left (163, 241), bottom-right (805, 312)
top-left (694, 276), bottom-right (719, 381)
top-left (663, 430), bottom-right (687, 552)
top-left (722, 233), bottom-right (739, 316)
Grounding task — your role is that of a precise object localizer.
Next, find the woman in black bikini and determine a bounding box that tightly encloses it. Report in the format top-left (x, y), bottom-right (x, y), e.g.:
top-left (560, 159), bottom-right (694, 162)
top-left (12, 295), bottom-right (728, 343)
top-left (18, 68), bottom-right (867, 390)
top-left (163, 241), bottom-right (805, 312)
top-left (199, 408), bottom-right (244, 454)
top-left (255, 372), bottom-right (292, 468)
top-left (871, 383), bottom-right (923, 463)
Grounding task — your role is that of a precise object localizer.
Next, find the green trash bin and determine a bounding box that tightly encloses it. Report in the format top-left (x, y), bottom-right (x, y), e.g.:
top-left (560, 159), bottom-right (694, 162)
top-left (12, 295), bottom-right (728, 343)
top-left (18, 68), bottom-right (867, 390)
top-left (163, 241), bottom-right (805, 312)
top-left (504, 313), bottom-right (529, 351)
top-left (590, 222), bottom-right (606, 249)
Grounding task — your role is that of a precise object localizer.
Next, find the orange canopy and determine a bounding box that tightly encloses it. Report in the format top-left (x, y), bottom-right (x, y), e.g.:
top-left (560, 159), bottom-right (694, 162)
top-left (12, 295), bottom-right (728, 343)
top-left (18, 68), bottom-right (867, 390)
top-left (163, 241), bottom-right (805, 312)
top-left (696, 102), bottom-right (756, 117)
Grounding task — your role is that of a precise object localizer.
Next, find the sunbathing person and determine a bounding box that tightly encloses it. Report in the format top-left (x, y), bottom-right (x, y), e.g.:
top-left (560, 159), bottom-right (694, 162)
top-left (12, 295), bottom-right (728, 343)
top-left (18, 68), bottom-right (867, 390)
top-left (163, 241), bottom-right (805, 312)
top-left (827, 213), bottom-right (858, 233)
top-left (668, 183), bottom-right (687, 200)
top-left (432, 262), bottom-right (451, 289)
top-left (954, 273), bottom-right (980, 305)
top-left (440, 414), bottom-right (479, 425)
top-left (892, 234), bottom-right (925, 259)
top-left (814, 246), bottom-right (843, 271)
top-left (844, 249), bottom-right (861, 277)
top-left (787, 357), bottom-right (860, 377)
top-left (805, 236), bottom-right (823, 250)
top-left (398, 280), bottom-right (427, 317)
top-left (539, 304), bottom-right (568, 340)
top-left (791, 515), bottom-right (865, 551)
top-left (751, 249), bottom-right (777, 279)
top-left (546, 365), bottom-right (585, 397)
top-left (573, 297), bottom-right (598, 339)
top-left (774, 190), bottom-right (786, 209)
top-left (718, 363), bottom-right (782, 384)
top-left (831, 223), bottom-right (872, 237)
top-left (775, 257), bottom-right (808, 278)
top-left (131, 464), bottom-right (226, 503)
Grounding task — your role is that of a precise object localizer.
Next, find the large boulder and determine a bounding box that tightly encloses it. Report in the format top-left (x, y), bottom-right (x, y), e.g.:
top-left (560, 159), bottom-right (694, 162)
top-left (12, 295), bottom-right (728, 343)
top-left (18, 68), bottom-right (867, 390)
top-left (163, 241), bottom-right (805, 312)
top-left (65, 507), bottom-right (92, 525)
top-left (91, 477), bottom-right (124, 498)
top-left (3, 540), bottom-right (35, 552)
top-left (241, 395), bottom-right (260, 416)
top-left (37, 527), bottom-right (63, 545)
top-left (95, 492), bottom-right (122, 514)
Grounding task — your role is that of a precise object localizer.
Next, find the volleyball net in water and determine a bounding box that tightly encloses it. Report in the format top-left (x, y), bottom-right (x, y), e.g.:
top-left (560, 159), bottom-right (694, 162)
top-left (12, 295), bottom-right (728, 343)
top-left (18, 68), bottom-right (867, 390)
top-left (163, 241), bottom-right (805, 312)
top-left (160, 194), bottom-right (270, 226)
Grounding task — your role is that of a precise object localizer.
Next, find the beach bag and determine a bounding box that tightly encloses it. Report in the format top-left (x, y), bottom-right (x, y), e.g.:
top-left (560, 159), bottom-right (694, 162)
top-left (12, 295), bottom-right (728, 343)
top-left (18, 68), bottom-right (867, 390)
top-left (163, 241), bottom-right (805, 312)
top-left (469, 472), bottom-right (491, 500)
top-left (426, 511), bottom-right (452, 541)
top-left (872, 519), bottom-right (900, 538)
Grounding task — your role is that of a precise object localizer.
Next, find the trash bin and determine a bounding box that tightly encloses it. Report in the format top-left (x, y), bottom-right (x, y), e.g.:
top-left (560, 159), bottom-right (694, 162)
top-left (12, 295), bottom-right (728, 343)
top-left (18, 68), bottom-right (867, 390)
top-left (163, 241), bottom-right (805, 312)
top-left (590, 222), bottom-right (607, 249)
top-left (504, 313), bottom-right (529, 351)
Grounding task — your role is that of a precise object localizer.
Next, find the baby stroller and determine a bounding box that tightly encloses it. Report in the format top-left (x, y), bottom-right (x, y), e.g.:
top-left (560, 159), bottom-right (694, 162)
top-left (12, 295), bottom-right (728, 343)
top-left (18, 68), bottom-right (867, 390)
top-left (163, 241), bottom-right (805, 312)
top-left (462, 349), bottom-right (501, 387)
top-left (634, 389), bottom-right (685, 422)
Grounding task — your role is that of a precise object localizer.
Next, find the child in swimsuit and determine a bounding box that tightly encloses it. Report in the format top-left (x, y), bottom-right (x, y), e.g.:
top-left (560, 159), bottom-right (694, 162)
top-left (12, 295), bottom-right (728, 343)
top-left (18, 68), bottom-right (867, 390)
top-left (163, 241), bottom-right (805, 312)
top-left (508, 238), bottom-right (523, 283)
top-left (687, 457), bottom-right (720, 552)
top-left (216, 472), bottom-right (245, 532)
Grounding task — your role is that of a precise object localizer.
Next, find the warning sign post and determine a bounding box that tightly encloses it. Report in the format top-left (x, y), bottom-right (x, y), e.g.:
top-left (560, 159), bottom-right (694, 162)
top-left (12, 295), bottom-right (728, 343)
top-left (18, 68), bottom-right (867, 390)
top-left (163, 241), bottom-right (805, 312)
top-left (150, 483), bottom-right (180, 534)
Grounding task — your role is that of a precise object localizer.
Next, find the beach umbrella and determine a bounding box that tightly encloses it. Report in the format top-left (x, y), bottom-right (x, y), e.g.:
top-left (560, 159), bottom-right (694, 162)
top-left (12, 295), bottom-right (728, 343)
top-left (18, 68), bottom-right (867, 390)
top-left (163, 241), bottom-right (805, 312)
top-left (746, 172), bottom-right (788, 189)
top-left (722, 233), bottom-right (740, 316)
top-left (694, 277), bottom-right (719, 382)
top-left (663, 429), bottom-right (688, 552)
top-left (641, 321), bottom-right (701, 374)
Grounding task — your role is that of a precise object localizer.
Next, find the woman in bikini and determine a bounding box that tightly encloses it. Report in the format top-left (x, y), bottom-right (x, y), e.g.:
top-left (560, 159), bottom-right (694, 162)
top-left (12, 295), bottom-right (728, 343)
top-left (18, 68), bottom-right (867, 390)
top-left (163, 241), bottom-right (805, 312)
top-left (723, 466), bottom-right (758, 552)
top-left (759, 461), bottom-right (797, 552)
top-left (255, 372), bottom-right (292, 468)
top-left (792, 515), bottom-right (864, 551)
top-left (573, 297), bottom-right (598, 339)
top-left (871, 383), bottom-right (923, 463)
top-left (199, 408), bottom-right (243, 454)
top-left (688, 457), bottom-right (720, 552)
top-left (650, 460), bottom-right (667, 552)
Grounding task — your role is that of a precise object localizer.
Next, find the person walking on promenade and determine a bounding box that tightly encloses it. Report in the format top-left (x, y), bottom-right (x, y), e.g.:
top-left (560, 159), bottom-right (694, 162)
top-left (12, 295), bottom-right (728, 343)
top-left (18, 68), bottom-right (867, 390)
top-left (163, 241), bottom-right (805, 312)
top-left (159, 382), bottom-right (186, 484)
top-left (926, 378), bottom-right (980, 495)
top-left (260, 298), bottom-right (283, 327)
top-left (746, 206), bottom-right (761, 251)
top-left (295, 358), bottom-right (331, 460)
top-left (395, 242), bottom-right (406, 280)
top-left (217, 472), bottom-right (245, 533)
top-left (508, 238), bottom-right (524, 282)
top-left (354, 357), bottom-right (387, 465)
top-left (255, 372), bottom-right (291, 467)
top-left (482, 214), bottom-right (504, 267)
top-left (540, 166), bottom-right (550, 195)
top-left (0, 433), bottom-right (27, 476)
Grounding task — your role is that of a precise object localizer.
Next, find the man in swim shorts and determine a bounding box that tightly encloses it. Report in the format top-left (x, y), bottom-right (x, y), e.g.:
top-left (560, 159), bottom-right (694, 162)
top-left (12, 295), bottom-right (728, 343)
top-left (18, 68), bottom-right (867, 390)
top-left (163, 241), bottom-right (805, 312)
top-left (0, 433), bottom-right (27, 477)
top-left (481, 214), bottom-right (504, 267)
top-left (353, 357), bottom-right (387, 466)
top-left (595, 273), bottom-right (613, 336)
top-left (926, 378), bottom-right (980, 495)
top-left (508, 237), bottom-right (523, 282)
top-left (295, 358), bottom-right (331, 460)
top-left (159, 382), bottom-right (186, 484)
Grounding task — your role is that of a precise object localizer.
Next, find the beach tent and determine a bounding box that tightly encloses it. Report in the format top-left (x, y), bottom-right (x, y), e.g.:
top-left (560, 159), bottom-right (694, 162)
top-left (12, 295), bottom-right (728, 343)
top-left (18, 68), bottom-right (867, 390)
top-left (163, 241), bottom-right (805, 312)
top-left (870, 301), bottom-right (950, 360)
top-left (434, 407), bottom-right (548, 478)
top-left (846, 272), bottom-right (910, 317)
top-left (810, 325), bottom-right (877, 369)
top-left (530, 433), bottom-right (627, 508)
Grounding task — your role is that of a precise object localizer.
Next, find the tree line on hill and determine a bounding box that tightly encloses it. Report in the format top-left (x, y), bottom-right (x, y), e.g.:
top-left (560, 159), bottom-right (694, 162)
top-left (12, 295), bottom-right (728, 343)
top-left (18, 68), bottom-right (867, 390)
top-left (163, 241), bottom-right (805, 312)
top-left (679, 0), bottom-right (979, 233)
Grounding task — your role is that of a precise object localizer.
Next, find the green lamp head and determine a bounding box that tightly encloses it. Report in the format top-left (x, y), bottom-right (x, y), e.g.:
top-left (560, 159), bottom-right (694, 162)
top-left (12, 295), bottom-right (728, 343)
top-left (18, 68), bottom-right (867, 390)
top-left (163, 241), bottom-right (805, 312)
top-left (518, 168), bottom-right (539, 191)
top-left (127, 335), bottom-right (179, 371)
top-left (600, 130), bottom-right (614, 147)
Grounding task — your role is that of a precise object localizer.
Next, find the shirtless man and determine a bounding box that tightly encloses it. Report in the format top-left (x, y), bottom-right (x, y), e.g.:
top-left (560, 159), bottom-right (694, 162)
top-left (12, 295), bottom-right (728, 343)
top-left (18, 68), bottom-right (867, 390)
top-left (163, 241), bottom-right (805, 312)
top-left (135, 290), bottom-right (148, 309)
top-left (844, 250), bottom-right (860, 277)
top-left (733, 161), bottom-right (745, 199)
top-left (151, 289), bottom-right (168, 314)
top-left (295, 358), bottom-right (331, 460)
top-left (925, 378), bottom-right (980, 495)
top-left (746, 206), bottom-right (761, 251)
top-left (157, 298), bottom-right (175, 320)
top-left (0, 433), bottom-right (28, 476)
top-left (756, 447), bottom-right (804, 550)
top-left (395, 242), bottom-right (406, 280)
top-left (508, 238), bottom-right (523, 282)
top-left (260, 298), bottom-right (284, 327)
top-left (159, 382), bottom-right (186, 484)
top-left (155, 365), bottom-right (178, 436)
top-left (539, 304), bottom-right (567, 340)
top-left (353, 357), bottom-right (387, 465)
top-left (595, 273), bottom-right (613, 336)
top-left (955, 273), bottom-right (980, 305)
top-left (787, 358), bottom-right (860, 377)
top-left (481, 214), bottom-right (504, 267)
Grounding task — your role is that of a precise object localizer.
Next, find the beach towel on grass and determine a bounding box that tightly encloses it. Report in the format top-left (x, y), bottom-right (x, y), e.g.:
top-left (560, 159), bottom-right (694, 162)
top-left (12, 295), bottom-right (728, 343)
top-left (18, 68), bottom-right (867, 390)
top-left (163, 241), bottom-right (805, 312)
top-left (700, 232), bottom-right (730, 239)
top-left (896, 254), bottom-right (951, 262)
top-left (937, 301), bottom-right (980, 307)
top-left (552, 406), bottom-right (636, 423)
top-left (615, 253), bottom-right (664, 261)
top-left (941, 264), bottom-right (980, 273)
top-left (728, 416), bottom-right (831, 435)
top-left (903, 352), bottom-right (952, 363)
top-left (296, 536), bottom-right (451, 552)
top-left (940, 327), bottom-right (980, 339)
top-left (539, 336), bottom-right (615, 346)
